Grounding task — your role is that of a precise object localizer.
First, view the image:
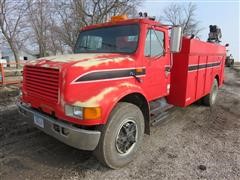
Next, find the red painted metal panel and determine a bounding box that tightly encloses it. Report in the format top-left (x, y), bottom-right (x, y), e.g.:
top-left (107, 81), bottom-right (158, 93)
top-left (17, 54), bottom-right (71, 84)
top-left (168, 37), bottom-right (226, 107)
top-left (24, 66), bottom-right (60, 103)
top-left (196, 55), bottom-right (207, 99)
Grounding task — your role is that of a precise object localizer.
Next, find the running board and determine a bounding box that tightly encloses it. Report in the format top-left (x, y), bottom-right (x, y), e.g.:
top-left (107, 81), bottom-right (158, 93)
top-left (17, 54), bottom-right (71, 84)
top-left (150, 98), bottom-right (174, 126)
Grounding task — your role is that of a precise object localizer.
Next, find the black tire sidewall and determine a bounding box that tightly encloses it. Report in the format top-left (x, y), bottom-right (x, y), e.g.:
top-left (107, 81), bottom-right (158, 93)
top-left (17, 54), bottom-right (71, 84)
top-left (203, 79), bottom-right (218, 106)
top-left (97, 102), bottom-right (145, 169)
top-left (209, 79), bottom-right (218, 106)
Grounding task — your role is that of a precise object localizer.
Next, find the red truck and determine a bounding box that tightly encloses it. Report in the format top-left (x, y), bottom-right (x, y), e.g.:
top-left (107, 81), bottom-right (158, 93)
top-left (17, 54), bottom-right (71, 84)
top-left (18, 15), bottom-right (226, 169)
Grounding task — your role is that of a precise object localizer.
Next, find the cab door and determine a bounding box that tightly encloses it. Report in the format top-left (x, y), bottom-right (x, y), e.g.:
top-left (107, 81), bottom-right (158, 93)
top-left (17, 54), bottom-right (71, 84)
top-left (142, 27), bottom-right (170, 100)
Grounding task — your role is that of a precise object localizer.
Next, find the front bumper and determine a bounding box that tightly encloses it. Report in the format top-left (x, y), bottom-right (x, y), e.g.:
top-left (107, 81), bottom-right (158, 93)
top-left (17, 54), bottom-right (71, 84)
top-left (17, 102), bottom-right (101, 151)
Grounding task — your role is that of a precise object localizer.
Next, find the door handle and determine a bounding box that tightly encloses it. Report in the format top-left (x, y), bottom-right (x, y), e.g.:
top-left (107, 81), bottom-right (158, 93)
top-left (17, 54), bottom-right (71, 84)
top-left (130, 72), bottom-right (142, 83)
top-left (165, 66), bottom-right (171, 72)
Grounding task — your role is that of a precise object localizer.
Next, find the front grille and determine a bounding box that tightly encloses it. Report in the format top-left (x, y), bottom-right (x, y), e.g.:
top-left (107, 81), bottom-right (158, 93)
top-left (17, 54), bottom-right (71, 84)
top-left (24, 66), bottom-right (60, 103)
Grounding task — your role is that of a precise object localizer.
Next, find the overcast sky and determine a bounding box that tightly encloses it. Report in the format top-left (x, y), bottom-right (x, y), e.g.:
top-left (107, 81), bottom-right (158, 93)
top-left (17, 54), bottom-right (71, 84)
top-left (140, 0), bottom-right (240, 61)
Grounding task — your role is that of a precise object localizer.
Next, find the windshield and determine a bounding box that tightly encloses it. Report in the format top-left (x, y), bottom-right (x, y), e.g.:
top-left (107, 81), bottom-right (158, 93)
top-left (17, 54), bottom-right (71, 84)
top-left (74, 24), bottom-right (139, 54)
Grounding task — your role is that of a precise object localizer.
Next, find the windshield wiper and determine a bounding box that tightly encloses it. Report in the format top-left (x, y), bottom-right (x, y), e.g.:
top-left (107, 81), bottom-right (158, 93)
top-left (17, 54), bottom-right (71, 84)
top-left (152, 28), bottom-right (166, 55)
top-left (78, 45), bottom-right (89, 49)
top-left (102, 42), bottom-right (117, 48)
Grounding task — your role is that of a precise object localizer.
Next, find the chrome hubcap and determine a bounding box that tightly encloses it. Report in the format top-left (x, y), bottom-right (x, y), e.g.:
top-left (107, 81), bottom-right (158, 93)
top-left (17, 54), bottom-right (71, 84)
top-left (115, 119), bottom-right (138, 155)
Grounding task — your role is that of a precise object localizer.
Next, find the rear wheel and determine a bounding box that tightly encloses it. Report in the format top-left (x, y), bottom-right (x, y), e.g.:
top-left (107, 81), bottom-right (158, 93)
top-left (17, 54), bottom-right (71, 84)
top-left (203, 79), bottom-right (218, 106)
top-left (230, 59), bottom-right (234, 67)
top-left (94, 102), bottom-right (145, 169)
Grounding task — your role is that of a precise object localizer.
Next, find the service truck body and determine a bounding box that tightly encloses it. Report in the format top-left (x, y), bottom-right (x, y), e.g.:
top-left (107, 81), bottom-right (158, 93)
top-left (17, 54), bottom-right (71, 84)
top-left (18, 17), bottom-right (226, 169)
top-left (168, 38), bottom-right (225, 106)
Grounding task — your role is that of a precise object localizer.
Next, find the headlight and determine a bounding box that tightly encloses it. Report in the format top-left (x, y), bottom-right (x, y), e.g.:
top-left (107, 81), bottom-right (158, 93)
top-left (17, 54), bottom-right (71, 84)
top-left (65, 105), bottom-right (101, 120)
top-left (65, 105), bottom-right (83, 119)
top-left (73, 106), bottom-right (83, 117)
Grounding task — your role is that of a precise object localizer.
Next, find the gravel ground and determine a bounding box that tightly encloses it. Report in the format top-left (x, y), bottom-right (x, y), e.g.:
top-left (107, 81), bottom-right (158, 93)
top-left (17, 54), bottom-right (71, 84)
top-left (0, 68), bottom-right (239, 180)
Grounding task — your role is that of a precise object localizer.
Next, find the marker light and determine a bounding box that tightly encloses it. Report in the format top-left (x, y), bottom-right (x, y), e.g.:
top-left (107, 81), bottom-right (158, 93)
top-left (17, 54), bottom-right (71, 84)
top-left (111, 15), bottom-right (128, 22)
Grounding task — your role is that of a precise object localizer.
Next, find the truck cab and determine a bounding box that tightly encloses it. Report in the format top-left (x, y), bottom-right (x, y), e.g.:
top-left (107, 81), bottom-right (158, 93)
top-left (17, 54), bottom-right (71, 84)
top-left (18, 15), bottom-right (225, 169)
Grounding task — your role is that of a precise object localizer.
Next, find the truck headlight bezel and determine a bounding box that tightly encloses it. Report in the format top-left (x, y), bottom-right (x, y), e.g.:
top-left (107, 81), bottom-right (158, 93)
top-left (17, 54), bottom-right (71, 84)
top-left (65, 105), bottom-right (83, 119)
top-left (64, 105), bottom-right (101, 120)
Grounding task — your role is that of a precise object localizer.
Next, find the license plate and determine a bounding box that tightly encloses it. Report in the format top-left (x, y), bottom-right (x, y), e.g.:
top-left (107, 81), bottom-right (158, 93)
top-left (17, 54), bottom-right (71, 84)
top-left (34, 114), bottom-right (44, 128)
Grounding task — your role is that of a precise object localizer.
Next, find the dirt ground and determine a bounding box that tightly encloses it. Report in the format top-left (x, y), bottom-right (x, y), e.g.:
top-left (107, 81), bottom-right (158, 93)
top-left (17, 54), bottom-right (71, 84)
top-left (0, 68), bottom-right (239, 180)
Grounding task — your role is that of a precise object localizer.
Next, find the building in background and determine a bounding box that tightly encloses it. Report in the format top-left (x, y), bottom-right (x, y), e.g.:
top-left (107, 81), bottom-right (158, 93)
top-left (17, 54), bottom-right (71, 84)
top-left (1, 46), bottom-right (37, 62)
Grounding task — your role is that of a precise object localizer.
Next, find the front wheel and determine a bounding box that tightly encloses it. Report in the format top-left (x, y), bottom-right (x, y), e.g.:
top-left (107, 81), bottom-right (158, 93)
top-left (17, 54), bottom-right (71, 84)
top-left (203, 79), bottom-right (218, 106)
top-left (94, 102), bottom-right (145, 169)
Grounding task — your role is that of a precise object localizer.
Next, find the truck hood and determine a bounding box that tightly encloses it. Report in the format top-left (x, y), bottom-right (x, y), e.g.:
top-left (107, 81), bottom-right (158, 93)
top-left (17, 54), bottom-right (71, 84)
top-left (28, 53), bottom-right (135, 70)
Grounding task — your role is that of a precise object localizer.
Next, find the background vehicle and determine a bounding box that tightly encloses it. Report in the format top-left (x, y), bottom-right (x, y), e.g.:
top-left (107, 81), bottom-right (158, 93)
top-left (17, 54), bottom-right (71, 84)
top-left (18, 15), bottom-right (226, 169)
top-left (225, 53), bottom-right (234, 67)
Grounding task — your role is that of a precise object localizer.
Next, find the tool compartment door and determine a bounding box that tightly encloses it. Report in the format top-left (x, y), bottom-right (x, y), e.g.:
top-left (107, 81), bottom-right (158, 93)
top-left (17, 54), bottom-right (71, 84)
top-left (204, 56), bottom-right (215, 95)
top-left (185, 55), bottom-right (199, 105)
top-left (195, 55), bottom-right (207, 99)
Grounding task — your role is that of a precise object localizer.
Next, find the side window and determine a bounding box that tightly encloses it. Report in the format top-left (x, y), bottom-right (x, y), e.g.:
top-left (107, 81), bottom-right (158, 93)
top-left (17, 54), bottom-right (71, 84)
top-left (144, 29), bottom-right (164, 57)
top-left (144, 30), bottom-right (151, 56)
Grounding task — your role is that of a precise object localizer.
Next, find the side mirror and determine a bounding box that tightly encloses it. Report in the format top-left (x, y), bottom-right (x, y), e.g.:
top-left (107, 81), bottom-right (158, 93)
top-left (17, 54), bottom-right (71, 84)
top-left (225, 43), bottom-right (229, 47)
top-left (170, 26), bottom-right (182, 53)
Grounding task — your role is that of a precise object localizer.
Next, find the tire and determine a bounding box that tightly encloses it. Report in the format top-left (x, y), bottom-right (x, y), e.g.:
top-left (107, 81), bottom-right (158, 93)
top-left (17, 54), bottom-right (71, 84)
top-left (94, 102), bottom-right (145, 169)
top-left (230, 60), bottom-right (234, 67)
top-left (203, 79), bottom-right (218, 106)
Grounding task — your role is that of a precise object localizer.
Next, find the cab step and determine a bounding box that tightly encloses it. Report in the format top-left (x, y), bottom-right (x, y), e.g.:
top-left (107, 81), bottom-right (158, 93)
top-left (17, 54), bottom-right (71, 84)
top-left (150, 98), bottom-right (173, 126)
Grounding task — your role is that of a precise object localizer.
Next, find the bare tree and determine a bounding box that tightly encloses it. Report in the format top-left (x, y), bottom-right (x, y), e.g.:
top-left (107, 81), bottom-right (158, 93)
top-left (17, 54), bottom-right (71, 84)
top-left (0, 0), bottom-right (28, 67)
top-left (76, 0), bottom-right (140, 25)
top-left (160, 3), bottom-right (202, 36)
top-left (51, 1), bottom-right (84, 52)
top-left (53, 0), bottom-right (141, 52)
top-left (1, 0), bottom-right (141, 57)
top-left (47, 17), bottom-right (66, 55)
top-left (26, 0), bottom-right (53, 57)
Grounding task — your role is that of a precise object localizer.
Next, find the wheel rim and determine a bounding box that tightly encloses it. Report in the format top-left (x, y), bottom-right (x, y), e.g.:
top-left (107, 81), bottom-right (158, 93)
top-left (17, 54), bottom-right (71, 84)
top-left (212, 84), bottom-right (218, 103)
top-left (115, 119), bottom-right (138, 155)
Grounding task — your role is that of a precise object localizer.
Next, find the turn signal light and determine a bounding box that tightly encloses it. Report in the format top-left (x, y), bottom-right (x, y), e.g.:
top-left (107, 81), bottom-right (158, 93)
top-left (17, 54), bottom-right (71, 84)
top-left (83, 107), bottom-right (101, 120)
top-left (136, 68), bottom-right (144, 73)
